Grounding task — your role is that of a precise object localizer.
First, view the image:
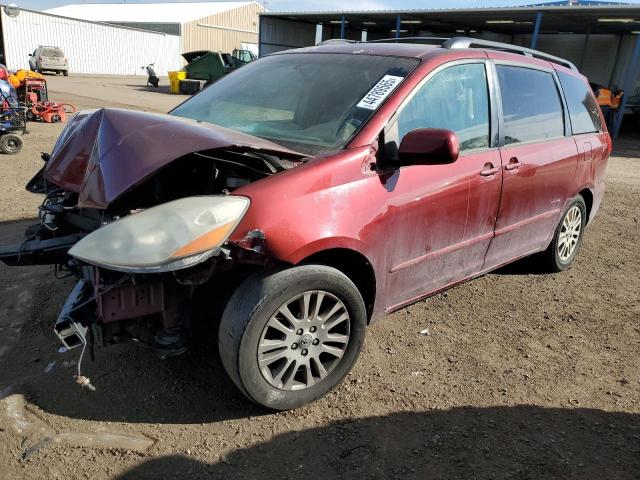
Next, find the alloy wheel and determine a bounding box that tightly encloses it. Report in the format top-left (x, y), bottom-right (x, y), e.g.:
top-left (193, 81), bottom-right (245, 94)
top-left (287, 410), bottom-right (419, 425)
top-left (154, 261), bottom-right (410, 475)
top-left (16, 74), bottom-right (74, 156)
top-left (257, 290), bottom-right (350, 391)
top-left (558, 205), bottom-right (582, 262)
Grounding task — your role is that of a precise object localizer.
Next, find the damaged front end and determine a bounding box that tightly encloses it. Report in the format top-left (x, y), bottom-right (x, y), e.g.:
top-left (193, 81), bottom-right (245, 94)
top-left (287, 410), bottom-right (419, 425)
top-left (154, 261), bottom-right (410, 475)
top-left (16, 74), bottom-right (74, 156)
top-left (0, 108), bottom-right (301, 388)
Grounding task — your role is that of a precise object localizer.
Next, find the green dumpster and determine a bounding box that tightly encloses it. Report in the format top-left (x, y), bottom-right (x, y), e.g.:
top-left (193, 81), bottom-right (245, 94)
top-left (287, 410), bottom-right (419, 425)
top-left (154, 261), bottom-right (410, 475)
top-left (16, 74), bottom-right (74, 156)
top-left (182, 51), bottom-right (233, 84)
top-left (182, 50), bottom-right (256, 84)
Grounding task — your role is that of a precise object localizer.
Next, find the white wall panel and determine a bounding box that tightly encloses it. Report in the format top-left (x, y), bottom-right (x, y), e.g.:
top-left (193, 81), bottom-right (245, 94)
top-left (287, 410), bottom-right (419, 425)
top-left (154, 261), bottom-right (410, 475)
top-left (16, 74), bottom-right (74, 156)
top-left (1, 9), bottom-right (181, 76)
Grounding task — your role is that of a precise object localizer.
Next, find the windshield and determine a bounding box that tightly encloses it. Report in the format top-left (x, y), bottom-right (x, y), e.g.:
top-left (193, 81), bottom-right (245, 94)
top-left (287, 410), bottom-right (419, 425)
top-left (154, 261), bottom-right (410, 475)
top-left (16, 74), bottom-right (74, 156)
top-left (170, 53), bottom-right (418, 155)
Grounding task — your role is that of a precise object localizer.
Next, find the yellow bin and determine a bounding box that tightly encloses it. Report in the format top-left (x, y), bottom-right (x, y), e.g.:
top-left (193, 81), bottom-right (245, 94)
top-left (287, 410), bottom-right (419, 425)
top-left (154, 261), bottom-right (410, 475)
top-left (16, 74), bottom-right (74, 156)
top-left (168, 70), bottom-right (187, 93)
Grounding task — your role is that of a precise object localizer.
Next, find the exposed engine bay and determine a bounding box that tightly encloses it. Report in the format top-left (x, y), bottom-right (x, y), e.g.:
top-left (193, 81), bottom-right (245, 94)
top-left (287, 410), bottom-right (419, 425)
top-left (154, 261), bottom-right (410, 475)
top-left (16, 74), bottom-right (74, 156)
top-left (0, 108), bottom-right (305, 390)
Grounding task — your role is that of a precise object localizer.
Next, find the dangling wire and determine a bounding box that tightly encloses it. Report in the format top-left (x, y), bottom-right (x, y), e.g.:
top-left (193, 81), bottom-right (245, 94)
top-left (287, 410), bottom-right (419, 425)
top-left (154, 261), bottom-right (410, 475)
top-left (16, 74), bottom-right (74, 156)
top-left (73, 338), bottom-right (95, 391)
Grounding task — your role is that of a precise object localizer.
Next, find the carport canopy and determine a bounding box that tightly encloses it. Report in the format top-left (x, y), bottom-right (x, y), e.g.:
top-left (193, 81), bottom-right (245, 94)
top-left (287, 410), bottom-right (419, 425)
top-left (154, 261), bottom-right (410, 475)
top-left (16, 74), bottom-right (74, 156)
top-left (259, 2), bottom-right (640, 138)
top-left (261, 3), bottom-right (640, 38)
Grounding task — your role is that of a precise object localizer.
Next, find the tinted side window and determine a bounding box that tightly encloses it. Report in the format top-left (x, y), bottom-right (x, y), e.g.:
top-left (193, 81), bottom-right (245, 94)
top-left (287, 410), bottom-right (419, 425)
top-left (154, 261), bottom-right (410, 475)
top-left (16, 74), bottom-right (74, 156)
top-left (394, 63), bottom-right (490, 152)
top-left (497, 65), bottom-right (564, 145)
top-left (557, 71), bottom-right (602, 134)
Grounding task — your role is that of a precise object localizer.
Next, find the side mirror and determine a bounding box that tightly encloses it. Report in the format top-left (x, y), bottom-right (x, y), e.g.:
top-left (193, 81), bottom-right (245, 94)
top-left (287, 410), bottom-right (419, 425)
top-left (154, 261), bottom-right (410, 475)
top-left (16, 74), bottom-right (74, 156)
top-left (398, 128), bottom-right (459, 165)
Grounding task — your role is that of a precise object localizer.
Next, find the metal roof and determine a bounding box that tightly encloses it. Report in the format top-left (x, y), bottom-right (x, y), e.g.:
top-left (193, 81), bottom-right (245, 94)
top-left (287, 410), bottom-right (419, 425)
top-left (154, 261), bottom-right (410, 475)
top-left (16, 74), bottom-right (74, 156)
top-left (45, 1), bottom-right (261, 25)
top-left (261, 3), bottom-right (640, 35)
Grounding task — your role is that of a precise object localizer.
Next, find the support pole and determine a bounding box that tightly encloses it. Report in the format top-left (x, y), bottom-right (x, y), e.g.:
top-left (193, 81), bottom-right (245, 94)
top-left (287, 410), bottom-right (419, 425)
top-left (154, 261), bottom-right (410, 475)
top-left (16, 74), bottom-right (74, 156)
top-left (530, 11), bottom-right (543, 50)
top-left (608, 35), bottom-right (624, 87)
top-left (579, 25), bottom-right (591, 71)
top-left (340, 15), bottom-right (346, 39)
top-left (258, 15), bottom-right (265, 57)
top-left (612, 34), bottom-right (640, 139)
top-left (396, 14), bottom-right (402, 39)
top-left (315, 23), bottom-right (323, 45)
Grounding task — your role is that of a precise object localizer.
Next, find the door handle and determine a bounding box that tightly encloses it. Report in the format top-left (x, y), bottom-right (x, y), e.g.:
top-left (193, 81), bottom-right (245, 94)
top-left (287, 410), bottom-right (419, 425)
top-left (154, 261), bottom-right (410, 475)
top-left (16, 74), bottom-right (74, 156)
top-left (480, 163), bottom-right (500, 177)
top-left (505, 157), bottom-right (522, 171)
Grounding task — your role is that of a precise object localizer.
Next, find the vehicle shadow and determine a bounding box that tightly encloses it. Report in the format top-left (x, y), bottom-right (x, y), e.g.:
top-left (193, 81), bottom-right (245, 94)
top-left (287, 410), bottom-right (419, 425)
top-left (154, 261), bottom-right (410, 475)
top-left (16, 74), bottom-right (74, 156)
top-left (114, 406), bottom-right (640, 479)
top-left (491, 254), bottom-right (552, 276)
top-left (0, 299), bottom-right (266, 424)
top-left (124, 84), bottom-right (185, 96)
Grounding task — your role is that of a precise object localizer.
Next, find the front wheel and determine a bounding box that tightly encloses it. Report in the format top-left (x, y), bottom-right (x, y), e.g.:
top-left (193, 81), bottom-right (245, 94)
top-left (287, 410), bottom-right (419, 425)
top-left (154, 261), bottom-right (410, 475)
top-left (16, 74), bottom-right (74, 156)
top-left (218, 265), bottom-right (367, 410)
top-left (539, 195), bottom-right (587, 272)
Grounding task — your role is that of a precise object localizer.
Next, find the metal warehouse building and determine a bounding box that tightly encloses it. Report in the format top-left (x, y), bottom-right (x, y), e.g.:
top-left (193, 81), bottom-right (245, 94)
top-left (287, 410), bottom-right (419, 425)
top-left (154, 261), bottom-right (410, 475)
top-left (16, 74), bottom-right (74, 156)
top-left (0, 6), bottom-right (181, 75)
top-left (259, 1), bottom-right (640, 137)
top-left (46, 1), bottom-right (264, 56)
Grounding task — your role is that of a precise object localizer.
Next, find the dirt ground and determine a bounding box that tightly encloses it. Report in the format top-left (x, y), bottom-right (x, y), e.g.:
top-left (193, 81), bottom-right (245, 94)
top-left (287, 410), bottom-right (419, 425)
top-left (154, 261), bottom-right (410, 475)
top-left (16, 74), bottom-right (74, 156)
top-left (0, 74), bottom-right (639, 480)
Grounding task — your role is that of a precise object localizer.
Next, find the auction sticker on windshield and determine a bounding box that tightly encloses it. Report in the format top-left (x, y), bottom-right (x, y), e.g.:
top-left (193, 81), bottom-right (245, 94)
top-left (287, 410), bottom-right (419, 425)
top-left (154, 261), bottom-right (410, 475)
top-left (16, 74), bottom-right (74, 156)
top-left (356, 75), bottom-right (405, 110)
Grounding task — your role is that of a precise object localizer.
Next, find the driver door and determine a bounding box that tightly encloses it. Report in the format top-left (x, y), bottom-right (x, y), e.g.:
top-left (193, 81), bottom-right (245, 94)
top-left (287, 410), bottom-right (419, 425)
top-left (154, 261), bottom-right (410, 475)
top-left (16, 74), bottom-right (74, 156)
top-left (382, 61), bottom-right (502, 310)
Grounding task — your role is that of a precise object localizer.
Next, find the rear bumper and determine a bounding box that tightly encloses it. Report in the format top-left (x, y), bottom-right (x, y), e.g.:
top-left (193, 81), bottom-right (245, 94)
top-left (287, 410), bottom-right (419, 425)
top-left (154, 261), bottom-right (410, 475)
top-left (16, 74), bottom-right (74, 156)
top-left (0, 233), bottom-right (84, 266)
top-left (39, 64), bottom-right (67, 71)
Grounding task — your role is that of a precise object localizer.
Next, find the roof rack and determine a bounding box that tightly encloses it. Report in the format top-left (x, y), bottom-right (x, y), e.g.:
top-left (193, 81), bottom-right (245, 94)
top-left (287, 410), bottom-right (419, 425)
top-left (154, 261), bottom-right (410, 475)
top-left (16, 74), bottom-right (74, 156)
top-left (367, 37), bottom-right (450, 46)
top-left (318, 39), bottom-right (357, 45)
top-left (362, 36), bottom-right (577, 71)
top-left (443, 37), bottom-right (577, 71)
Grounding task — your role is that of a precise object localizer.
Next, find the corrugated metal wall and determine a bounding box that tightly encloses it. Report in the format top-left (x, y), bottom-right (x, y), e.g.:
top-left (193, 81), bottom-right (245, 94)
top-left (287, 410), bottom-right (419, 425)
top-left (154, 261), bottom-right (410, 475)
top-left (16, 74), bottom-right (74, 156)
top-left (513, 34), bottom-right (623, 86)
top-left (182, 3), bottom-right (261, 54)
top-left (259, 17), bottom-right (315, 55)
top-left (1, 9), bottom-right (182, 76)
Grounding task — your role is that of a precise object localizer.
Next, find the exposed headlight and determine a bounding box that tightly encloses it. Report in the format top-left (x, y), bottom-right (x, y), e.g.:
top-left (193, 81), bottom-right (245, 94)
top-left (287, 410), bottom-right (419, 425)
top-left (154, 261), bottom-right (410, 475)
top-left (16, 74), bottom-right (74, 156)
top-left (69, 196), bottom-right (250, 273)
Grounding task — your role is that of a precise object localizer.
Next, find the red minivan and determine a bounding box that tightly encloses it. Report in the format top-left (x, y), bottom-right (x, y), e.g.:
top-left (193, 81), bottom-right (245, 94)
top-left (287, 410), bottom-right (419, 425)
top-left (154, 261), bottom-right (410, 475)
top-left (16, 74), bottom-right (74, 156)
top-left (0, 38), bottom-right (611, 409)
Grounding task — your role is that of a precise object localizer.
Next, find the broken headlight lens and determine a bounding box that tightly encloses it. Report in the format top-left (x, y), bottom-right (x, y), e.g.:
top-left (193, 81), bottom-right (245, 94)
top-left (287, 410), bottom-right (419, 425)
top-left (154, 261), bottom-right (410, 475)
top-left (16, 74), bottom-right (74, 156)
top-left (68, 196), bottom-right (250, 273)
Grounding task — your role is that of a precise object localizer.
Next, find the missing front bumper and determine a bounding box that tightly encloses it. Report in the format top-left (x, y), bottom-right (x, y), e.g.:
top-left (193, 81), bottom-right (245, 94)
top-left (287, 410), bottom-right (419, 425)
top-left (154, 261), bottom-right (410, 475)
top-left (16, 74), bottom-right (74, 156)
top-left (0, 233), bottom-right (84, 266)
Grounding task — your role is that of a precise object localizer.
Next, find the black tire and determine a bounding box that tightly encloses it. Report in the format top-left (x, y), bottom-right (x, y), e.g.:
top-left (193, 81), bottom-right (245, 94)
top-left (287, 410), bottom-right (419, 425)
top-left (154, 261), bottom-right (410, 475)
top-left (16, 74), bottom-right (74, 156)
top-left (0, 134), bottom-right (23, 154)
top-left (539, 195), bottom-right (587, 272)
top-left (63, 71), bottom-right (69, 77)
top-left (219, 265), bottom-right (367, 410)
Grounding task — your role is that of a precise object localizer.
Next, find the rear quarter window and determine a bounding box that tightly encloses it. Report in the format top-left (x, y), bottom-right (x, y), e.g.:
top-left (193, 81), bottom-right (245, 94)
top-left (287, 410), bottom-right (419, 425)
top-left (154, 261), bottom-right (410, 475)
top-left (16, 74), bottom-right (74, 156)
top-left (557, 71), bottom-right (602, 135)
top-left (496, 65), bottom-right (565, 145)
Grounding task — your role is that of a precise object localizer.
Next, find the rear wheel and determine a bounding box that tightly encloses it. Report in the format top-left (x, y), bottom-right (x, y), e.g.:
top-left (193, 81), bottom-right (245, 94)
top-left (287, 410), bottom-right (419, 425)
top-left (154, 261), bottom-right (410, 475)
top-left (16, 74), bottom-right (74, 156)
top-left (539, 195), bottom-right (587, 272)
top-left (0, 134), bottom-right (23, 154)
top-left (63, 71), bottom-right (69, 77)
top-left (218, 265), bottom-right (367, 410)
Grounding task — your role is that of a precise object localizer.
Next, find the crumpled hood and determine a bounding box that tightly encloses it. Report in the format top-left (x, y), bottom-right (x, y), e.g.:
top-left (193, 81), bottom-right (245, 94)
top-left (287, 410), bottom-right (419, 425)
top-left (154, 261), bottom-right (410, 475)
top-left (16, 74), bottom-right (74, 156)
top-left (45, 108), bottom-right (302, 209)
